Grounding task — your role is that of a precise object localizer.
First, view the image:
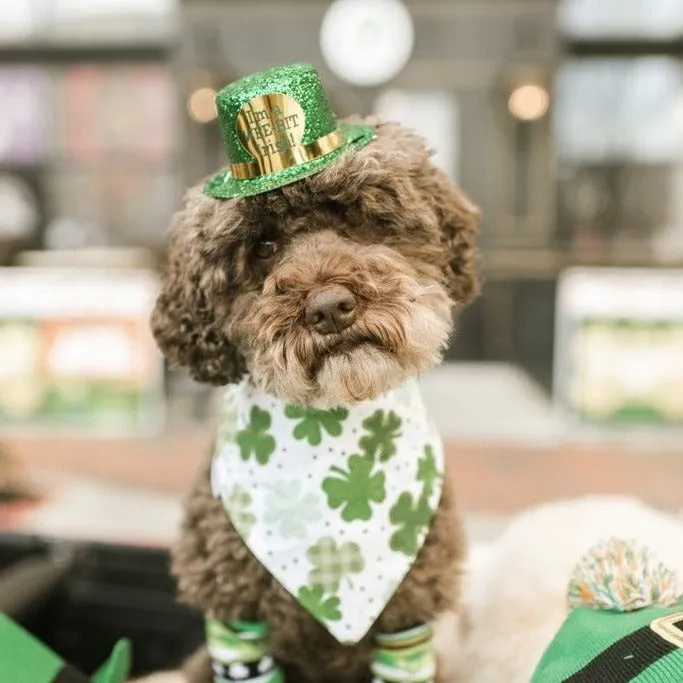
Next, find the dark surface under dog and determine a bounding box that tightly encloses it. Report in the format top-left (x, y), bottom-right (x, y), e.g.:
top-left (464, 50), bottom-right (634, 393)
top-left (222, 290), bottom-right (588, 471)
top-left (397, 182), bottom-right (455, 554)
top-left (0, 534), bottom-right (204, 680)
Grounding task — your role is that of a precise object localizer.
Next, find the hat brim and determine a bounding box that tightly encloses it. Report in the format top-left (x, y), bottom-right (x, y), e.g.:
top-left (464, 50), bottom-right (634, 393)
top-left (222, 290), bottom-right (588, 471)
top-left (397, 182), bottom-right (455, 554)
top-left (203, 123), bottom-right (376, 199)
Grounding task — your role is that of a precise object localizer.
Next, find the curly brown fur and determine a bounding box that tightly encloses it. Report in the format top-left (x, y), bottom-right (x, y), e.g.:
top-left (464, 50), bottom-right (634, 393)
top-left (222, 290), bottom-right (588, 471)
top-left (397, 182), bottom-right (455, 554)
top-left (152, 118), bottom-right (479, 406)
top-left (152, 117), bottom-right (479, 683)
top-left (174, 459), bottom-right (464, 683)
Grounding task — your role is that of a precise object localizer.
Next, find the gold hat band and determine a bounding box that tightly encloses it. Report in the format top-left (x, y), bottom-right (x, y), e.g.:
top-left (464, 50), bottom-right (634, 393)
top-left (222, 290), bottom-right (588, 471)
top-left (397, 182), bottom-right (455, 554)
top-left (230, 129), bottom-right (345, 180)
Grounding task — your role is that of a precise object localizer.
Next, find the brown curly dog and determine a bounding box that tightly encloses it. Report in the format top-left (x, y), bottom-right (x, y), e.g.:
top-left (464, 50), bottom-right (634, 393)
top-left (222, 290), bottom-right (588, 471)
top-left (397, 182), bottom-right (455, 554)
top-left (150, 118), bottom-right (480, 683)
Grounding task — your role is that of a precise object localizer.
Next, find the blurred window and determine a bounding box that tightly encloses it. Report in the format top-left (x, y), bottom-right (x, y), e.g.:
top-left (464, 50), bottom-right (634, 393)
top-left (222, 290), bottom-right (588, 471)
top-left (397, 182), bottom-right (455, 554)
top-left (558, 0), bottom-right (683, 40)
top-left (0, 0), bottom-right (176, 46)
top-left (373, 89), bottom-right (460, 182)
top-left (555, 58), bottom-right (683, 163)
top-left (554, 57), bottom-right (683, 260)
top-left (51, 63), bottom-right (179, 248)
top-left (57, 64), bottom-right (176, 163)
top-left (53, 0), bottom-right (175, 18)
top-left (0, 3), bottom-right (41, 44)
top-left (0, 63), bottom-right (179, 252)
top-left (0, 67), bottom-right (48, 165)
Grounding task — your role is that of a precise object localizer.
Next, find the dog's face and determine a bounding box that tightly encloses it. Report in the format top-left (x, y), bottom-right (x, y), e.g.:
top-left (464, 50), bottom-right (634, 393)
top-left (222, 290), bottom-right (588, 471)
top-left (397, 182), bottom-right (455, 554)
top-left (152, 120), bottom-right (480, 407)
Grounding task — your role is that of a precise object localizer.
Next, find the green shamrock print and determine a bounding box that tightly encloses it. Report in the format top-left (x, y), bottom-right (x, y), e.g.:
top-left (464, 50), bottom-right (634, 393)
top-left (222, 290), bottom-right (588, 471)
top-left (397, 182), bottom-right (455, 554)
top-left (297, 585), bottom-right (342, 622)
top-left (236, 406), bottom-right (276, 465)
top-left (417, 445), bottom-right (441, 498)
top-left (225, 485), bottom-right (256, 539)
top-left (322, 455), bottom-right (386, 522)
top-left (359, 410), bottom-right (402, 462)
top-left (284, 405), bottom-right (349, 446)
top-left (389, 492), bottom-right (433, 557)
top-left (307, 536), bottom-right (365, 593)
top-left (388, 445), bottom-right (441, 556)
top-left (263, 478), bottom-right (320, 539)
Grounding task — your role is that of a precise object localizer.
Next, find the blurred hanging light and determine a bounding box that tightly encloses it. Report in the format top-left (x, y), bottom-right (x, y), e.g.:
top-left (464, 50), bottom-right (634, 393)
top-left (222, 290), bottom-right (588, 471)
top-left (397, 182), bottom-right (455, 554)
top-left (320, 0), bottom-right (414, 87)
top-left (508, 84), bottom-right (550, 121)
top-left (187, 87), bottom-right (218, 123)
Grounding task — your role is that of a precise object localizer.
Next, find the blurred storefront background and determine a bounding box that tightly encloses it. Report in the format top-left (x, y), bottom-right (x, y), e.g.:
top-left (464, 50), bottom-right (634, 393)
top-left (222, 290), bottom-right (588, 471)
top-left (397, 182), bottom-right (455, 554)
top-left (175, 0), bottom-right (683, 435)
top-left (1, 0), bottom-right (683, 541)
top-left (180, 0), bottom-right (559, 391)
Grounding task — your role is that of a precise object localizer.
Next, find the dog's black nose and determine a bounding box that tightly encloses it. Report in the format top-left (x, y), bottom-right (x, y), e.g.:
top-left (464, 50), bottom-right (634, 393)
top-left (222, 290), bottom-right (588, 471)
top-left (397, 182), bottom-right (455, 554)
top-left (305, 286), bottom-right (357, 334)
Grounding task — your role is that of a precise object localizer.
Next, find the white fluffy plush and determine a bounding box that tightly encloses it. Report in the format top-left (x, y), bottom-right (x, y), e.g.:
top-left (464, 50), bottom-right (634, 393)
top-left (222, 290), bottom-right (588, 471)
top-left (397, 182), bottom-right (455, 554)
top-left (453, 496), bottom-right (683, 683)
top-left (132, 496), bottom-right (683, 683)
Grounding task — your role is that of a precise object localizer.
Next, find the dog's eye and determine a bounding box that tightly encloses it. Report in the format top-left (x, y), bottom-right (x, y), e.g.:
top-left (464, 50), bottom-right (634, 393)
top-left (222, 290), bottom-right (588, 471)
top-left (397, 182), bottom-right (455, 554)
top-left (255, 240), bottom-right (278, 260)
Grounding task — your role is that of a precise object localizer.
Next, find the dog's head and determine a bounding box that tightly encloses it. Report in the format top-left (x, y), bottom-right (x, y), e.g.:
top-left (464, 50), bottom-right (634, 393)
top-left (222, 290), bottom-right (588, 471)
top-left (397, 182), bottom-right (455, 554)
top-left (152, 120), bottom-right (480, 407)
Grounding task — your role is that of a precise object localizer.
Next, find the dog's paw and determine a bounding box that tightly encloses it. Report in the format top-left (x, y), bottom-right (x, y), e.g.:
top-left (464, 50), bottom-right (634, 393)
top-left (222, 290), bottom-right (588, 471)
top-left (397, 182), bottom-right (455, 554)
top-left (129, 673), bottom-right (187, 683)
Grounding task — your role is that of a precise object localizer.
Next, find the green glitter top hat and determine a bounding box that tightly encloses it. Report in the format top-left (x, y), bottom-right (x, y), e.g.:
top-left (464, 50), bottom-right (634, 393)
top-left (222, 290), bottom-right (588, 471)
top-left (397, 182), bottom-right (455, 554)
top-left (203, 63), bottom-right (376, 199)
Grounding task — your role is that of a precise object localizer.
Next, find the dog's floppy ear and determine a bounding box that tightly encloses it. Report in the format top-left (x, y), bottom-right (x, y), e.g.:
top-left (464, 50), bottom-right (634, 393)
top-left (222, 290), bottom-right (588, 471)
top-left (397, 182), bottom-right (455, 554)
top-left (420, 165), bottom-right (481, 308)
top-left (151, 187), bottom-right (246, 386)
top-left (360, 119), bottom-right (481, 309)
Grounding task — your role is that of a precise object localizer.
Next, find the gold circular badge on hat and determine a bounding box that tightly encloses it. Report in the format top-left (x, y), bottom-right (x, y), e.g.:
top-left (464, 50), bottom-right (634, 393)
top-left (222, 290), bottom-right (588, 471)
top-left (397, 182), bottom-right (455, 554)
top-left (232, 93), bottom-right (344, 180)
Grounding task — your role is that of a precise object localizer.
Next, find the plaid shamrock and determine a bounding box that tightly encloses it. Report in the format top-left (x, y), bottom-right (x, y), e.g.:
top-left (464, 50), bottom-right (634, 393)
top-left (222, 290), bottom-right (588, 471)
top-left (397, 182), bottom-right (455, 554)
top-left (307, 536), bottom-right (365, 594)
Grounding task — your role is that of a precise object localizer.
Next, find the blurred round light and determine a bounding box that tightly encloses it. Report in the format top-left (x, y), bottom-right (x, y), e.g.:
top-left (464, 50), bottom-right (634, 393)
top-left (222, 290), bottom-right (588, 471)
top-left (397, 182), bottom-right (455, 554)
top-left (187, 87), bottom-right (218, 123)
top-left (508, 84), bottom-right (550, 121)
top-left (320, 0), bottom-right (414, 87)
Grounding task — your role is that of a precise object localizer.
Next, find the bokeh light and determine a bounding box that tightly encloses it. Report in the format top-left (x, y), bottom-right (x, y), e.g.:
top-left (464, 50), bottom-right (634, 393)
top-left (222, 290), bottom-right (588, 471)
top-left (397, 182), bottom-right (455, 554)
top-left (187, 86), bottom-right (218, 123)
top-left (508, 84), bottom-right (550, 121)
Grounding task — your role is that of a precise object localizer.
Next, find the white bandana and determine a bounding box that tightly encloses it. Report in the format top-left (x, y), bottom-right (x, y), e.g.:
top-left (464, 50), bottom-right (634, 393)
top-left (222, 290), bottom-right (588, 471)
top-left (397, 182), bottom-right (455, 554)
top-left (210, 378), bottom-right (444, 645)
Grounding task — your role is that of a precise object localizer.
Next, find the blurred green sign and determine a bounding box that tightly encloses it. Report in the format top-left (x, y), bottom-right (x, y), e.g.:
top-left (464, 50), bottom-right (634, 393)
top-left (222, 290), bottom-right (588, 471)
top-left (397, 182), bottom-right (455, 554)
top-left (555, 267), bottom-right (683, 426)
top-left (0, 267), bottom-right (164, 436)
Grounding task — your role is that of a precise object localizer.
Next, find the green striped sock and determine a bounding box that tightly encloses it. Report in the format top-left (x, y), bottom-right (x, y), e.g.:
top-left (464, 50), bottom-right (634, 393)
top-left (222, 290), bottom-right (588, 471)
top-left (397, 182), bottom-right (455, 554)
top-left (371, 624), bottom-right (436, 683)
top-left (205, 618), bottom-right (284, 683)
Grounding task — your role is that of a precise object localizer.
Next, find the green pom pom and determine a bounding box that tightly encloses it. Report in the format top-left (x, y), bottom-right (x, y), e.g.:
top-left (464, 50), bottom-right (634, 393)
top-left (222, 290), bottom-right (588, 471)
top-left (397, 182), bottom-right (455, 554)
top-left (567, 538), bottom-right (681, 612)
